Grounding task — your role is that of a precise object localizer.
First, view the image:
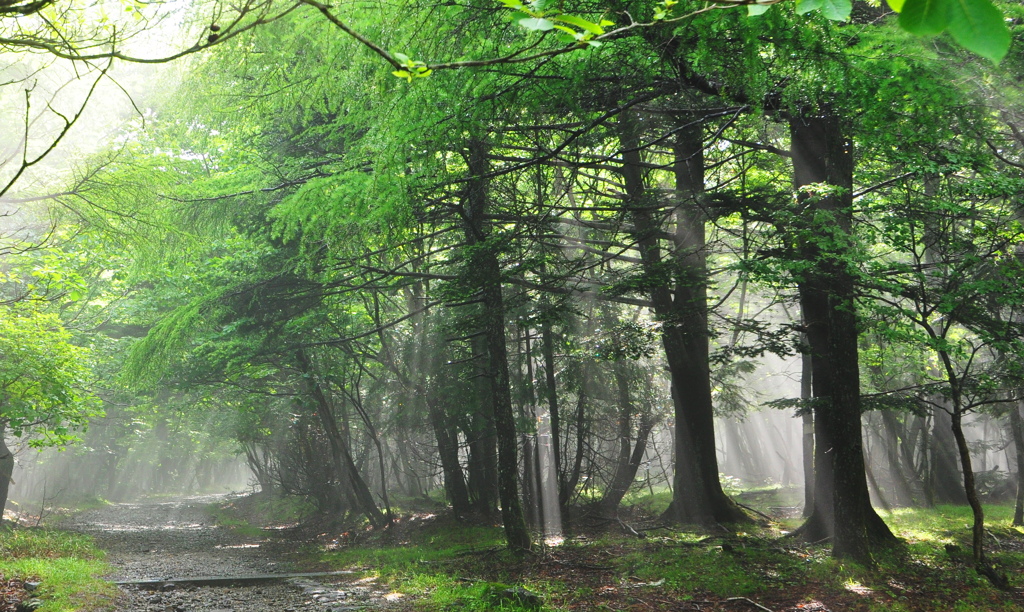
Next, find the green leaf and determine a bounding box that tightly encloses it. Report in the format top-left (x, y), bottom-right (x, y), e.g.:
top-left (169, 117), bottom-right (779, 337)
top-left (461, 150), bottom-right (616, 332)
top-left (553, 13), bottom-right (605, 35)
top-left (394, 52), bottom-right (410, 63)
top-left (899, 0), bottom-right (950, 35)
top-left (497, 0), bottom-right (525, 9)
top-left (516, 16), bottom-right (556, 30)
top-left (795, 0), bottom-right (823, 15)
top-left (820, 0), bottom-right (852, 20)
top-left (945, 0), bottom-right (1010, 62)
top-left (886, 0), bottom-right (905, 11)
top-left (747, 3), bottom-right (773, 15)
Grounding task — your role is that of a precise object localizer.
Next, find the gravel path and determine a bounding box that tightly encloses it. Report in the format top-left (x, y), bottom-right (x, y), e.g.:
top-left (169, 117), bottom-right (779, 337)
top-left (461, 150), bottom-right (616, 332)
top-left (64, 495), bottom-right (402, 611)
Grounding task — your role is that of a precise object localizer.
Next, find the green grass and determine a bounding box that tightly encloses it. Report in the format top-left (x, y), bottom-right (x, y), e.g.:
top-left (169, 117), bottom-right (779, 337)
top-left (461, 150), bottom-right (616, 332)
top-left (0, 527), bottom-right (116, 612)
top-left (314, 500), bottom-right (1024, 610)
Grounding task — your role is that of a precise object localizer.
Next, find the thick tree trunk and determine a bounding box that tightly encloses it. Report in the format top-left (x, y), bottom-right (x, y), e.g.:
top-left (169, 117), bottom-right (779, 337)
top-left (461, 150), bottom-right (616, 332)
top-left (617, 113), bottom-right (746, 525)
top-left (789, 112), bottom-right (895, 562)
top-left (561, 366), bottom-right (589, 508)
top-left (428, 397), bottom-right (472, 516)
top-left (463, 138), bottom-right (531, 552)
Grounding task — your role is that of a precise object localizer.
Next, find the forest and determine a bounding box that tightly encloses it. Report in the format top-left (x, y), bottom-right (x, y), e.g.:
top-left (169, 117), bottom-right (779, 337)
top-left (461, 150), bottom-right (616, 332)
top-left (2, 0), bottom-right (1024, 609)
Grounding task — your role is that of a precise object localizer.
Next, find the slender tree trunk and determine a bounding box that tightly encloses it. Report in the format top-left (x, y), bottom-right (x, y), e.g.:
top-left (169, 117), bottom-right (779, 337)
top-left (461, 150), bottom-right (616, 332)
top-left (462, 138), bottom-right (531, 551)
top-left (540, 323), bottom-right (564, 517)
top-left (789, 112), bottom-right (895, 562)
top-left (0, 424), bottom-right (12, 519)
top-left (930, 405), bottom-right (968, 504)
top-left (1011, 402), bottom-right (1024, 526)
top-left (298, 351), bottom-right (385, 527)
top-left (599, 363), bottom-right (652, 513)
top-left (562, 366), bottom-right (589, 508)
top-left (800, 333), bottom-right (815, 518)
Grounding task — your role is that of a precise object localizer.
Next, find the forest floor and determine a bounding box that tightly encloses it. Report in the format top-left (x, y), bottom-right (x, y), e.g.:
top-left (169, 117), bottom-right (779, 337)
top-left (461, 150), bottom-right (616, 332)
top-left (9, 490), bottom-right (1024, 611)
top-left (253, 488), bottom-right (1024, 612)
top-left (58, 494), bottom-right (405, 611)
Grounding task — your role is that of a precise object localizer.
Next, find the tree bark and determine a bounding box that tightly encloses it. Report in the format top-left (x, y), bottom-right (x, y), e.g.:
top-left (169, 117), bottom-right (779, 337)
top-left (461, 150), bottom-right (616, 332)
top-left (0, 425), bottom-right (12, 519)
top-left (789, 111), bottom-right (896, 562)
top-left (599, 363), bottom-right (653, 514)
top-left (1011, 402), bottom-right (1024, 526)
top-left (617, 113), bottom-right (746, 525)
top-left (298, 350), bottom-right (386, 528)
top-left (462, 138), bottom-right (532, 551)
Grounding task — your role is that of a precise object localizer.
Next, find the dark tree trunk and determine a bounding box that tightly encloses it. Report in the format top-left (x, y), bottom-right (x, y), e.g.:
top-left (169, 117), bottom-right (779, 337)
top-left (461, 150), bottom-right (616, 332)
top-left (462, 138), bottom-right (531, 552)
top-left (1011, 403), bottom-right (1024, 526)
top-left (298, 351), bottom-right (386, 528)
top-left (0, 426), bottom-right (12, 518)
top-left (561, 366), bottom-right (589, 508)
top-left (428, 397), bottom-right (472, 516)
top-left (789, 112), bottom-right (895, 562)
top-left (617, 113), bottom-right (746, 525)
top-left (800, 333), bottom-right (815, 518)
top-left (599, 363), bottom-right (652, 514)
top-left (930, 406), bottom-right (968, 504)
top-left (540, 323), bottom-right (564, 518)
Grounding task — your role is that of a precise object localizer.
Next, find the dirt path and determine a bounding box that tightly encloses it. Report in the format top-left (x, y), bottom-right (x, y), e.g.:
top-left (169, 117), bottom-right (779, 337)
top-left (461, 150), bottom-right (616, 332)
top-left (64, 495), bottom-right (398, 612)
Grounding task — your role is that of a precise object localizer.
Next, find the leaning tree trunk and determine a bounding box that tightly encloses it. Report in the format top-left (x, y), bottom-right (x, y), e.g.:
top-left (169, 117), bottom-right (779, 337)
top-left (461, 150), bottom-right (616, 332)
top-left (789, 111), bottom-right (896, 563)
top-left (462, 138), bottom-right (532, 552)
top-left (298, 351), bottom-right (386, 528)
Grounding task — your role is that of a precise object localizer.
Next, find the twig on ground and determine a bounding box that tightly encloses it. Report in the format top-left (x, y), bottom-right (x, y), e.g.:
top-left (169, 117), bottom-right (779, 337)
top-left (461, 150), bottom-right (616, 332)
top-left (725, 596), bottom-right (775, 612)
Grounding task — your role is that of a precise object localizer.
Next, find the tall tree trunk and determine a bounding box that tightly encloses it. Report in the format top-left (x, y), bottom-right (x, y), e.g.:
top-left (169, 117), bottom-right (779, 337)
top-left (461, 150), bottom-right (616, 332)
top-left (462, 138), bottom-right (532, 551)
top-left (800, 330), bottom-right (815, 518)
top-left (0, 424), bottom-right (12, 519)
top-left (540, 323), bottom-right (564, 518)
top-left (617, 113), bottom-right (746, 525)
top-left (1011, 402), bottom-right (1024, 526)
top-left (789, 111), bottom-right (895, 563)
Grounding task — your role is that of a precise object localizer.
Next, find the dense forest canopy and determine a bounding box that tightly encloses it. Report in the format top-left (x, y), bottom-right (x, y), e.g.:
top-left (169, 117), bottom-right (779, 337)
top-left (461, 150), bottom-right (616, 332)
top-left (3, 0), bottom-right (1024, 588)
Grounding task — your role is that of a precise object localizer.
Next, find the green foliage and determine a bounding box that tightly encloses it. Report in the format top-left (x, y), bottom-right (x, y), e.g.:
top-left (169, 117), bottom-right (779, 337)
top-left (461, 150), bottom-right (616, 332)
top-left (0, 307), bottom-right (100, 445)
top-left (897, 0), bottom-right (1010, 61)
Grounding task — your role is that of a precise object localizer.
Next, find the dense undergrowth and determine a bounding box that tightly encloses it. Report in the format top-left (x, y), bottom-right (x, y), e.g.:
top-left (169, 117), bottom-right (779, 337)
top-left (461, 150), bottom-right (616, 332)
top-left (217, 487), bottom-right (1024, 611)
top-left (0, 522), bottom-right (115, 612)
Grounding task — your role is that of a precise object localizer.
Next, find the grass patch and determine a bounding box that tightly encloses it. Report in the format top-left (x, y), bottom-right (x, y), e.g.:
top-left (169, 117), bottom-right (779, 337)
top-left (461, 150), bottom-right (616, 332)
top-left (311, 500), bottom-right (1024, 611)
top-left (0, 526), bottom-right (116, 612)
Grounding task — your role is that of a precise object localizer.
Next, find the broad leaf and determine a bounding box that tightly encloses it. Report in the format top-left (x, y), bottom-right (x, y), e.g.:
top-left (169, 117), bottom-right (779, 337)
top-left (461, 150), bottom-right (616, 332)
top-left (517, 16), bottom-right (555, 30)
top-left (554, 14), bottom-right (605, 35)
top-left (795, 0), bottom-right (824, 15)
top-left (820, 0), bottom-right (852, 20)
top-left (886, 0), bottom-right (905, 11)
top-left (899, 0), bottom-right (949, 35)
top-left (748, 3), bottom-right (772, 15)
top-left (946, 0), bottom-right (1010, 62)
